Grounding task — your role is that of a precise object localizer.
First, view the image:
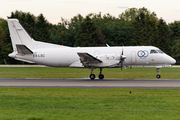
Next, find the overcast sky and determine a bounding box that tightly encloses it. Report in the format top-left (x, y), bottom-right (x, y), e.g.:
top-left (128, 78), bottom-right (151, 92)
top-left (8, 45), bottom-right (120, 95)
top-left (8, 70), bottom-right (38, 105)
top-left (1, 0), bottom-right (180, 24)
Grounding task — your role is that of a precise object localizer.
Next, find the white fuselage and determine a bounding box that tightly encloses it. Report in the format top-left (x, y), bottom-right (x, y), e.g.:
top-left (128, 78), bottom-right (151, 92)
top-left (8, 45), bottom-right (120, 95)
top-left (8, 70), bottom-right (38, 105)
top-left (14, 46), bottom-right (176, 68)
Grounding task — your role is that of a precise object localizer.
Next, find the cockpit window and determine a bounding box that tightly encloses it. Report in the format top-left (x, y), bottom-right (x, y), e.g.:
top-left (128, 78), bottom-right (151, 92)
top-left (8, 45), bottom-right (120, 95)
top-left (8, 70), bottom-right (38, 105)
top-left (150, 49), bottom-right (158, 54)
top-left (156, 49), bottom-right (164, 54)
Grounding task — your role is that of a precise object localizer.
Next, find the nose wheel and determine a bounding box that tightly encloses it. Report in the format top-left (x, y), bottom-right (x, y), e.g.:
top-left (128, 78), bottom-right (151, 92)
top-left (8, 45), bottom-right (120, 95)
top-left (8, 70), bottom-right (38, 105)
top-left (156, 74), bottom-right (161, 79)
top-left (156, 68), bottom-right (161, 79)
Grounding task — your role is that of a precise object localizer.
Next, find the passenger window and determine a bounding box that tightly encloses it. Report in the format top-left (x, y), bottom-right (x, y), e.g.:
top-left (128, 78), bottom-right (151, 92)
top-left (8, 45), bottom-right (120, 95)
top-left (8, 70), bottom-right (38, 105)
top-left (150, 50), bottom-right (158, 54)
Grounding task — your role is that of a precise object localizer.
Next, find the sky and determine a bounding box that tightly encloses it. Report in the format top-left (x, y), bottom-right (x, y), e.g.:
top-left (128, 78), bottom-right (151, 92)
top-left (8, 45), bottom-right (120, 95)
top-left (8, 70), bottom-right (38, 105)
top-left (0, 0), bottom-right (180, 24)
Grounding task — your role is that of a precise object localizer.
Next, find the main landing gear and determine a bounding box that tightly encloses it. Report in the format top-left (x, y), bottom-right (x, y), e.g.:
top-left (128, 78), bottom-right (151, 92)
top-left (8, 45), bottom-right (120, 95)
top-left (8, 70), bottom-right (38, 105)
top-left (156, 68), bottom-right (161, 79)
top-left (89, 68), bottom-right (104, 80)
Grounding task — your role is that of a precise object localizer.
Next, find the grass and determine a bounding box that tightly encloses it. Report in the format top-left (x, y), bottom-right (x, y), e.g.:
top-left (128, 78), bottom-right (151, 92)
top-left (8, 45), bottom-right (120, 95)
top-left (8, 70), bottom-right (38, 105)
top-left (0, 67), bottom-right (179, 79)
top-left (0, 88), bottom-right (180, 120)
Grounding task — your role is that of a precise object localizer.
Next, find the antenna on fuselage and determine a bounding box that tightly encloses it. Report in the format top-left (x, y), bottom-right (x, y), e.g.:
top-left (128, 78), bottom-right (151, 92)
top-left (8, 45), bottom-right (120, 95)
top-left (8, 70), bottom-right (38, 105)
top-left (106, 44), bottom-right (110, 47)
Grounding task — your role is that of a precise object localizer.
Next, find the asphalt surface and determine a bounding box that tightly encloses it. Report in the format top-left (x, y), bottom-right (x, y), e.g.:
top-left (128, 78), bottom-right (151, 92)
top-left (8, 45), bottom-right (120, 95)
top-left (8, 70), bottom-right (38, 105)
top-left (1, 78), bottom-right (180, 89)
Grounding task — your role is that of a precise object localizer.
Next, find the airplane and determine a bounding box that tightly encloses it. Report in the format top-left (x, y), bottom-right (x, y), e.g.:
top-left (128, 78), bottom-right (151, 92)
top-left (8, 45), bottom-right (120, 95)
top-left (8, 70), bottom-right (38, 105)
top-left (7, 19), bottom-right (176, 80)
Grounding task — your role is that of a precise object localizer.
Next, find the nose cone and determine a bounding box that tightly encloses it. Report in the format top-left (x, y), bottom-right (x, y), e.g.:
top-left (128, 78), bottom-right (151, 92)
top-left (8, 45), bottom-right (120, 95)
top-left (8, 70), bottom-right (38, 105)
top-left (170, 57), bottom-right (176, 64)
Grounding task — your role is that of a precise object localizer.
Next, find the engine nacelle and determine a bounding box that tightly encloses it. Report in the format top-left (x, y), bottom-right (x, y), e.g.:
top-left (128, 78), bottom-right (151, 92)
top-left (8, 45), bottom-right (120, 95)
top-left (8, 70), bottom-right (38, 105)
top-left (95, 54), bottom-right (120, 61)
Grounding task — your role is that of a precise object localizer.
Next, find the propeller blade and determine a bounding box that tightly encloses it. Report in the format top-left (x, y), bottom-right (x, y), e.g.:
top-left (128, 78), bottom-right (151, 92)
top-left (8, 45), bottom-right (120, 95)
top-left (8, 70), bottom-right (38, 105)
top-left (121, 61), bottom-right (123, 70)
top-left (121, 49), bottom-right (123, 56)
top-left (120, 47), bottom-right (124, 70)
top-left (119, 45), bottom-right (126, 70)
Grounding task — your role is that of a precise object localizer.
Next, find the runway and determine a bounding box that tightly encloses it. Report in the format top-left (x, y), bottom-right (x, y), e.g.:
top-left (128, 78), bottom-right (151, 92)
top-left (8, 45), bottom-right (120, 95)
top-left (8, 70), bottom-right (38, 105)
top-left (0, 78), bottom-right (180, 89)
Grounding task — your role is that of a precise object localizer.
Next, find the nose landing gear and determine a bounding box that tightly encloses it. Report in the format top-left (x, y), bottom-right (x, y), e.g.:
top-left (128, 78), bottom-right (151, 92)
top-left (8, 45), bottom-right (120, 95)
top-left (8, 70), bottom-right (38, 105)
top-left (156, 68), bottom-right (161, 79)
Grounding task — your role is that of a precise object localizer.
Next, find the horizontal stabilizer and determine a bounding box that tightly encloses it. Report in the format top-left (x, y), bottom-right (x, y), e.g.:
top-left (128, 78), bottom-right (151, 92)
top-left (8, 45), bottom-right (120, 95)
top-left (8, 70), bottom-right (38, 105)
top-left (16, 44), bottom-right (33, 55)
top-left (15, 58), bottom-right (35, 63)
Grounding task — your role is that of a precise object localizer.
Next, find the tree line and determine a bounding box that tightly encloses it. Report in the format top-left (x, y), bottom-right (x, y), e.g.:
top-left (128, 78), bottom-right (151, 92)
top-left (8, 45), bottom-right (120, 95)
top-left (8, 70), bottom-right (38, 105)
top-left (0, 7), bottom-right (180, 64)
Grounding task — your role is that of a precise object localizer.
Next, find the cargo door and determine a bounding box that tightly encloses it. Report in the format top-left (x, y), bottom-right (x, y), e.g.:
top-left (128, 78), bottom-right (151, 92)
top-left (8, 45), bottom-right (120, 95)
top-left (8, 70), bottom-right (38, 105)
top-left (131, 51), bottom-right (137, 63)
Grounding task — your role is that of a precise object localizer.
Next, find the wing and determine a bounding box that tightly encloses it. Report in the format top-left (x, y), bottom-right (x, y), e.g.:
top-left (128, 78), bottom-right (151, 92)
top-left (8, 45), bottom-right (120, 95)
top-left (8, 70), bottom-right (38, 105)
top-left (77, 52), bottom-right (102, 67)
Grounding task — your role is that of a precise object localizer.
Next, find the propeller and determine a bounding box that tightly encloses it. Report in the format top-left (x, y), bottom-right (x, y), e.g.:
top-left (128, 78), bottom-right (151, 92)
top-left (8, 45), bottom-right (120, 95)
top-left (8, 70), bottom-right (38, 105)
top-left (119, 45), bottom-right (126, 70)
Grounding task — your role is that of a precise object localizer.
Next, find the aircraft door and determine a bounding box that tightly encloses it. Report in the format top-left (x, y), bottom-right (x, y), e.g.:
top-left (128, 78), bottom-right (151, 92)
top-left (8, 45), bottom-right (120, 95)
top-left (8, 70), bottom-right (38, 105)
top-left (131, 51), bottom-right (137, 63)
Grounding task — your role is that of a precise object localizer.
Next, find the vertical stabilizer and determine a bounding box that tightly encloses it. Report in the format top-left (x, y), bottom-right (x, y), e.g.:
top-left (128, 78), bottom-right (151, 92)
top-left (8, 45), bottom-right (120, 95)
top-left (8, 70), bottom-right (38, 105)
top-left (7, 19), bottom-right (34, 52)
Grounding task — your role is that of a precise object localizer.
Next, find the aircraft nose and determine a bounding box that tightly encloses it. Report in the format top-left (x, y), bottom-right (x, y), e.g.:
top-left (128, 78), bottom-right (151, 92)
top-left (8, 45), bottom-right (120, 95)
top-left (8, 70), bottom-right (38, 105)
top-left (170, 57), bottom-right (176, 64)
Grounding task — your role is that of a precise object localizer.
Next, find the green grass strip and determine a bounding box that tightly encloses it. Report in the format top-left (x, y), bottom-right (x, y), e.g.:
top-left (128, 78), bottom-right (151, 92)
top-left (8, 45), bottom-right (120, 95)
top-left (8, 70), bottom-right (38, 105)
top-left (0, 88), bottom-right (180, 120)
top-left (0, 67), bottom-right (179, 79)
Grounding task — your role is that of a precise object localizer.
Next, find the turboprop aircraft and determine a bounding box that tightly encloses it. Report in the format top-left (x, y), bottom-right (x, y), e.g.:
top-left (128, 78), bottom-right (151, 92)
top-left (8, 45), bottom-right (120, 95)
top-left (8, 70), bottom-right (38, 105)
top-left (7, 19), bottom-right (176, 80)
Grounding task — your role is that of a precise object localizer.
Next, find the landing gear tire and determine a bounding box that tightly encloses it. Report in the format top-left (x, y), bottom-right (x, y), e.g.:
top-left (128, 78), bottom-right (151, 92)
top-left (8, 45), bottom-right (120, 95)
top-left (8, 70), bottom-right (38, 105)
top-left (156, 68), bottom-right (161, 79)
top-left (98, 74), bottom-right (104, 80)
top-left (90, 74), bottom-right (95, 80)
top-left (156, 74), bottom-right (161, 79)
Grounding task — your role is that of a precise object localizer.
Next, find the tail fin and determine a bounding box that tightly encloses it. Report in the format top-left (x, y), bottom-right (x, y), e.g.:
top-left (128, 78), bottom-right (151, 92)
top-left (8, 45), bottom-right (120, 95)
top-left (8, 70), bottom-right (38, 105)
top-left (7, 19), bottom-right (68, 51)
top-left (7, 19), bottom-right (34, 52)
